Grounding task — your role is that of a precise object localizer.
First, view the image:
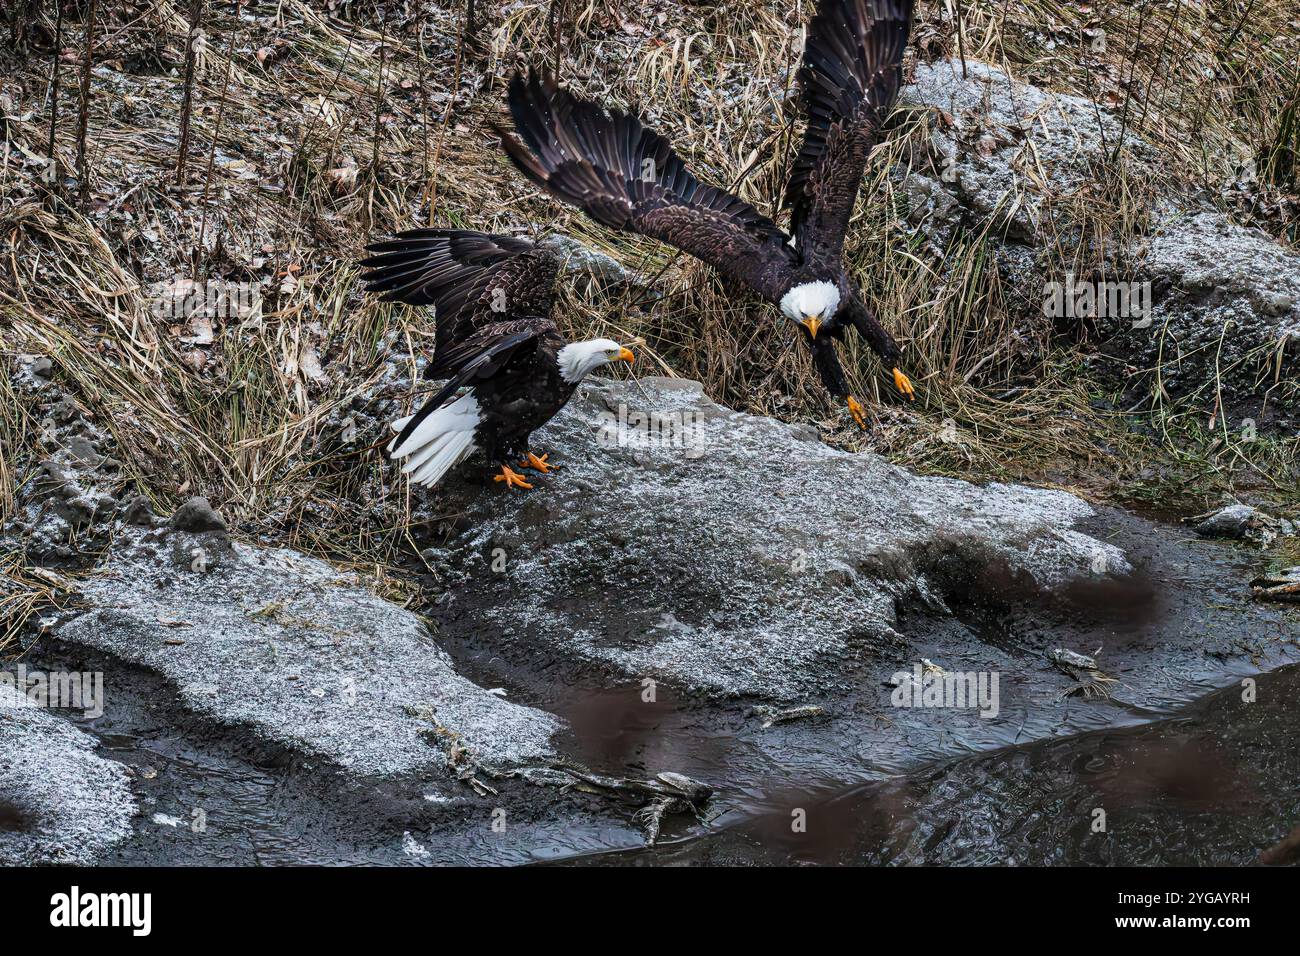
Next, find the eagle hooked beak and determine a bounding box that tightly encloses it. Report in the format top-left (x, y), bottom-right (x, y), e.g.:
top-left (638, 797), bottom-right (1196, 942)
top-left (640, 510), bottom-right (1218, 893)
top-left (616, 346), bottom-right (636, 364)
top-left (893, 367), bottom-right (915, 400)
top-left (801, 314), bottom-right (822, 339)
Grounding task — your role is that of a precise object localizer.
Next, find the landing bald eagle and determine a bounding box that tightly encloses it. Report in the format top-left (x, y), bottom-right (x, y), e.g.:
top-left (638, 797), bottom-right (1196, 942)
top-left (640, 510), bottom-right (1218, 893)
top-left (498, 0), bottom-right (915, 428)
top-left (360, 229), bottom-right (634, 490)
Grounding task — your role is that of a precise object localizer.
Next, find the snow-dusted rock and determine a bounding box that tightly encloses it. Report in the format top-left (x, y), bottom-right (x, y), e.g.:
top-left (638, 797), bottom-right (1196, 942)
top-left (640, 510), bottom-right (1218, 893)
top-left (0, 683), bottom-right (135, 865)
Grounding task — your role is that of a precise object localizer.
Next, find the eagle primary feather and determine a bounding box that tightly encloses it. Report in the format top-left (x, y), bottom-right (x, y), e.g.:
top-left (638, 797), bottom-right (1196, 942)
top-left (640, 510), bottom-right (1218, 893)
top-left (786, 0), bottom-right (912, 264)
top-left (498, 71), bottom-right (796, 303)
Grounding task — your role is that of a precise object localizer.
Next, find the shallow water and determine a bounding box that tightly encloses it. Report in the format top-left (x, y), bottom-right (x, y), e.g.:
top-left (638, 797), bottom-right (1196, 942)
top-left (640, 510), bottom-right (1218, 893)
top-left (579, 664), bottom-right (1300, 865)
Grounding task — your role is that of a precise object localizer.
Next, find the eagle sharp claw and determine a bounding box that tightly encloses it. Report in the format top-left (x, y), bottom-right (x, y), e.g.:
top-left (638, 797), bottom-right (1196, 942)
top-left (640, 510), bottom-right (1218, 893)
top-left (892, 368), bottom-right (916, 401)
top-left (493, 465), bottom-right (534, 490)
top-left (519, 452), bottom-right (558, 474)
top-left (846, 395), bottom-right (868, 430)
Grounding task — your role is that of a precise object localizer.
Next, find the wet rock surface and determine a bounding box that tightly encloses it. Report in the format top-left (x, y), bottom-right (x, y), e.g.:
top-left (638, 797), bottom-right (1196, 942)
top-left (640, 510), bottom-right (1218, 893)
top-left (424, 380), bottom-right (1296, 719)
top-left (423, 378), bottom-right (1130, 701)
top-left (0, 684), bottom-right (136, 865)
top-left (167, 496), bottom-right (229, 534)
top-left (623, 663), bottom-right (1300, 866)
top-left (56, 525), bottom-right (561, 778)
top-left (1192, 503), bottom-right (1295, 545)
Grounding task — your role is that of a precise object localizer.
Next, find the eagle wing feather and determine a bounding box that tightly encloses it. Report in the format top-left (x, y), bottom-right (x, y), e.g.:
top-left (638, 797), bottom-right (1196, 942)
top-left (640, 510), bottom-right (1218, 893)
top-left (785, 0), bottom-right (911, 266)
top-left (499, 69), bottom-right (796, 302)
top-left (385, 325), bottom-right (541, 458)
top-left (360, 229), bottom-right (559, 372)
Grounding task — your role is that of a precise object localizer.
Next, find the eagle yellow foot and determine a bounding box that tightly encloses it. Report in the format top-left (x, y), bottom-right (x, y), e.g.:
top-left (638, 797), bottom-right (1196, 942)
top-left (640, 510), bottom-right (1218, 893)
top-left (519, 452), bottom-right (558, 474)
top-left (893, 367), bottom-right (916, 401)
top-left (493, 465), bottom-right (533, 490)
top-left (846, 395), bottom-right (868, 430)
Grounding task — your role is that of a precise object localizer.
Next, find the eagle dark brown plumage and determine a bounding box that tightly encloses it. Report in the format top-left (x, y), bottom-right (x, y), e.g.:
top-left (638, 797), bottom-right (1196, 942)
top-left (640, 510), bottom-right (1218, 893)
top-left (360, 229), bottom-right (634, 490)
top-left (497, 0), bottom-right (915, 427)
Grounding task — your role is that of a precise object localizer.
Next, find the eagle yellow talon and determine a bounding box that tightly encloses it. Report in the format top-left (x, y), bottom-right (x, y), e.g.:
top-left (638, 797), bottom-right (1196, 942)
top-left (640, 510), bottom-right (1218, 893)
top-left (893, 367), bottom-right (915, 401)
top-left (520, 452), bottom-right (558, 474)
top-left (493, 465), bottom-right (534, 490)
top-left (846, 395), bottom-right (868, 430)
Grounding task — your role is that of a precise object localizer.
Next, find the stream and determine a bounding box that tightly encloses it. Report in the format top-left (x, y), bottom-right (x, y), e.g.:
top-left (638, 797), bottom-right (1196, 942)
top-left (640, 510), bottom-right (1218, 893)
top-left (19, 504), bottom-right (1296, 867)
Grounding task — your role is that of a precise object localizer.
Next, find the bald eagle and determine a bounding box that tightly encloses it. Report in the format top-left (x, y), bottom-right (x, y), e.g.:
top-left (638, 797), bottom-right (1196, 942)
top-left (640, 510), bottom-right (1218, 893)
top-left (360, 229), bottom-right (634, 490)
top-left (498, 0), bottom-right (915, 428)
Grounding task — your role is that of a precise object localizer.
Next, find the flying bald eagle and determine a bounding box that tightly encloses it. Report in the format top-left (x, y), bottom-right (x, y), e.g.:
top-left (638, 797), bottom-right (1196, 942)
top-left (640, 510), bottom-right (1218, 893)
top-left (360, 229), bottom-right (634, 490)
top-left (498, 0), bottom-right (915, 428)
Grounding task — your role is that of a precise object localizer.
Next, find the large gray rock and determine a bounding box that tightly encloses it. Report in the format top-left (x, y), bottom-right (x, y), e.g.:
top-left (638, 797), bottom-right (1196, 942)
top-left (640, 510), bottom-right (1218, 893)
top-left (1114, 210), bottom-right (1300, 415)
top-left (539, 234), bottom-right (653, 302)
top-left (56, 525), bottom-right (561, 778)
top-left (900, 60), bottom-right (1299, 416)
top-left (1192, 502), bottom-right (1295, 544)
top-left (900, 59), bottom-right (1152, 247)
top-left (422, 377), bottom-right (1127, 700)
top-left (8, 363), bottom-right (124, 562)
top-left (0, 683), bottom-right (136, 864)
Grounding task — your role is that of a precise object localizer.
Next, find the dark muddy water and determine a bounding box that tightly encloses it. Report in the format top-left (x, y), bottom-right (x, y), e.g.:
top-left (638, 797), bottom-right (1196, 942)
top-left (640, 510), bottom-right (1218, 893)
top-left (577, 664), bottom-right (1300, 865)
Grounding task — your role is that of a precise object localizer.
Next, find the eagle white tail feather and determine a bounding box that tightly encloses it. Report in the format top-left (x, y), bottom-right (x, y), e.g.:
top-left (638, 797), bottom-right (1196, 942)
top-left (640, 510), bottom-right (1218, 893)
top-left (388, 393), bottom-right (481, 488)
top-left (404, 431), bottom-right (456, 478)
top-left (411, 433), bottom-right (473, 486)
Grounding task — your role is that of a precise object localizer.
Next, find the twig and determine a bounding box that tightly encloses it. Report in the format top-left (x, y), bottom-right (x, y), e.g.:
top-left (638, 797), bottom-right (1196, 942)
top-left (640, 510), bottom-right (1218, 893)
top-left (951, 0), bottom-right (968, 79)
top-left (426, 8), bottom-right (467, 214)
top-left (38, 1), bottom-right (65, 205)
top-left (464, 0), bottom-right (477, 52)
top-left (74, 0), bottom-right (98, 211)
top-left (1132, 0), bottom-right (1181, 151)
top-left (372, 15), bottom-right (386, 173)
top-left (176, 0), bottom-right (205, 186)
top-left (46, 0), bottom-right (63, 166)
top-left (550, 0), bottom-right (565, 76)
top-left (1109, 0), bottom-right (1150, 166)
top-left (417, 5), bottom-right (430, 186)
top-left (195, 15), bottom-right (239, 279)
top-left (1222, 0), bottom-right (1259, 51)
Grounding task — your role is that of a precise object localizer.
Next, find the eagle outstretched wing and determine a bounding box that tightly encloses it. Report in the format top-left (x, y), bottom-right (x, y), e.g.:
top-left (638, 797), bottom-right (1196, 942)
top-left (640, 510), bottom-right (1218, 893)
top-left (784, 0), bottom-right (911, 266)
top-left (360, 228), bottom-right (559, 376)
top-left (499, 69), bottom-right (796, 302)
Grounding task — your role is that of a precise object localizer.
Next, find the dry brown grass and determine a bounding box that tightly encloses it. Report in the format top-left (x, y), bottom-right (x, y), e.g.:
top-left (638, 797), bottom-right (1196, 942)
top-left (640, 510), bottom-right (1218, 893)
top-left (0, 354), bottom-right (69, 656)
top-left (0, 0), bottom-right (1296, 616)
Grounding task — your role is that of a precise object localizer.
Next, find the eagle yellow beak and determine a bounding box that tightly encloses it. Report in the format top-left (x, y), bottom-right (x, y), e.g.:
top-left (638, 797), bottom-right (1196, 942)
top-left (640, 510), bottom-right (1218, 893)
top-left (802, 315), bottom-right (822, 339)
top-left (616, 347), bottom-right (635, 364)
top-left (893, 367), bottom-right (915, 400)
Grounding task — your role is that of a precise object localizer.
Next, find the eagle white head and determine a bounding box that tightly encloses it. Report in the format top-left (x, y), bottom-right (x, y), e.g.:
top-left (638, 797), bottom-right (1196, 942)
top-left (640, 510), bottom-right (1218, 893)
top-left (557, 338), bottom-right (636, 383)
top-left (780, 281), bottom-right (841, 339)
